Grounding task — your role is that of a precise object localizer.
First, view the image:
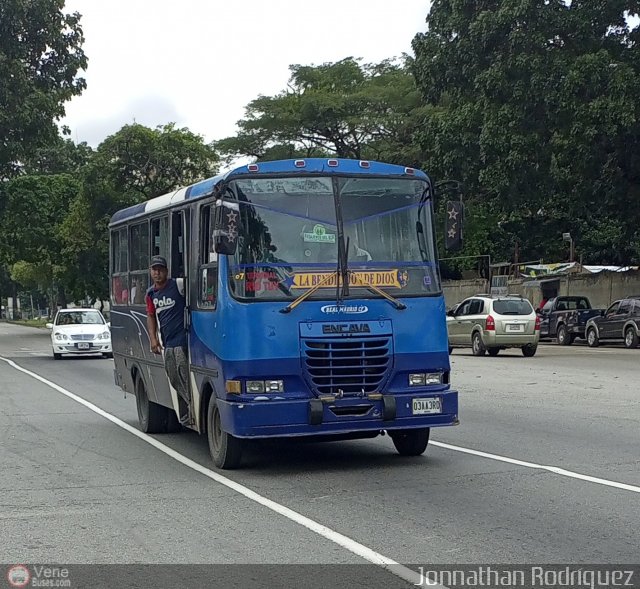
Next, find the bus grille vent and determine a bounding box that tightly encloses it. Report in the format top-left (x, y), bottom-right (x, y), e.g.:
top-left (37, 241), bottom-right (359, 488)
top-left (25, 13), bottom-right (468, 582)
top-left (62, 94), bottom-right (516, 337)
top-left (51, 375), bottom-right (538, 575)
top-left (302, 337), bottom-right (391, 396)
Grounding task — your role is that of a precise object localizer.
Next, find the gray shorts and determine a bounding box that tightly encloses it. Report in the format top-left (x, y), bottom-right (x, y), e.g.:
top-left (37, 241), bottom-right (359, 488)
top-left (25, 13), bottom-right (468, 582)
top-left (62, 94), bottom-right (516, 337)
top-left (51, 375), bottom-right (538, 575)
top-left (164, 346), bottom-right (189, 404)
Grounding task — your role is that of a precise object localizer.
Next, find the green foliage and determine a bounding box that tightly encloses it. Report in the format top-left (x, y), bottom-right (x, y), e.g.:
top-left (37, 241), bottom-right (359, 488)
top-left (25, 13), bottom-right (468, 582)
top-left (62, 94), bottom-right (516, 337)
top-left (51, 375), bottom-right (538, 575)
top-left (0, 0), bottom-right (87, 179)
top-left (0, 174), bottom-right (81, 306)
top-left (217, 57), bottom-right (428, 167)
top-left (93, 123), bottom-right (219, 200)
top-left (59, 123), bottom-right (220, 302)
top-left (10, 261), bottom-right (52, 290)
top-left (23, 137), bottom-right (93, 175)
top-left (412, 0), bottom-right (640, 265)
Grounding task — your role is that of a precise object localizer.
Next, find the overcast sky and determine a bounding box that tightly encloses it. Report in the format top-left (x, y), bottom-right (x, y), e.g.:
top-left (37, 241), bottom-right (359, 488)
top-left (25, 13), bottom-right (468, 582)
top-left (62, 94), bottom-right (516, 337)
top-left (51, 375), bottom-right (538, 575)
top-left (60, 1), bottom-right (432, 148)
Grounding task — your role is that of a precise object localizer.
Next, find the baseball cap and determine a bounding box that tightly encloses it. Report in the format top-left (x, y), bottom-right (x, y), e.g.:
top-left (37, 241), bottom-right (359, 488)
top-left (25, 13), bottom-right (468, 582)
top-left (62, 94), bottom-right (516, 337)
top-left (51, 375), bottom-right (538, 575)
top-left (150, 255), bottom-right (168, 268)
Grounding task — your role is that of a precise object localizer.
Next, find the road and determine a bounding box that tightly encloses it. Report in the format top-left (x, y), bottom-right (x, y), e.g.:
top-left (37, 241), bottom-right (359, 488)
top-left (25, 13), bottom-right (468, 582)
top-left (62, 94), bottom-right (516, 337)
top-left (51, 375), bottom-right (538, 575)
top-left (0, 321), bottom-right (638, 585)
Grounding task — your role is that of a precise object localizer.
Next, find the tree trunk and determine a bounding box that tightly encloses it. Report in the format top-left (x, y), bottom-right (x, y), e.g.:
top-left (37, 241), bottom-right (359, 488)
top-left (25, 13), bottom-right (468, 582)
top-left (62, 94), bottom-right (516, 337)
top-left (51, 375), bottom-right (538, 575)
top-left (11, 281), bottom-right (18, 317)
top-left (57, 284), bottom-right (68, 309)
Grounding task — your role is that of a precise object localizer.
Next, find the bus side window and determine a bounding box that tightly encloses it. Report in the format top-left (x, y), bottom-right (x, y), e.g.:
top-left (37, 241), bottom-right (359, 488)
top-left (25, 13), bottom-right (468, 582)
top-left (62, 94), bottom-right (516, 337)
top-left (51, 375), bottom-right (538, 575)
top-left (110, 228), bottom-right (129, 305)
top-left (151, 216), bottom-right (169, 258)
top-left (129, 221), bottom-right (150, 304)
top-left (199, 204), bottom-right (217, 308)
top-left (171, 211), bottom-right (185, 278)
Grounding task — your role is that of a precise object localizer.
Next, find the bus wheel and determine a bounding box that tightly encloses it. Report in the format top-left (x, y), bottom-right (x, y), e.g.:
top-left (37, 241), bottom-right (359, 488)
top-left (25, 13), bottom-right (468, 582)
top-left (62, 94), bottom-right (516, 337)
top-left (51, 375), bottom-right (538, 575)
top-left (390, 428), bottom-right (430, 456)
top-left (207, 397), bottom-right (243, 469)
top-left (135, 376), bottom-right (166, 434)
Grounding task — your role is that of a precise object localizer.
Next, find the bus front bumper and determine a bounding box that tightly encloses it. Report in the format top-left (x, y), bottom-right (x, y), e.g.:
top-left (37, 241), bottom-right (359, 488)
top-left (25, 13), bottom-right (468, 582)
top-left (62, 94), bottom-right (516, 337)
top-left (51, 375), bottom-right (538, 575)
top-left (217, 390), bottom-right (459, 438)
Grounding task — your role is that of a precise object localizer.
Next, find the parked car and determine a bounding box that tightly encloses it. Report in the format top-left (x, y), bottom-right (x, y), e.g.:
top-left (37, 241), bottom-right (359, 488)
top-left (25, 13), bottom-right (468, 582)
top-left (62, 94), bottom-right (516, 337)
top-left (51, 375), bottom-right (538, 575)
top-left (447, 294), bottom-right (540, 357)
top-left (585, 296), bottom-right (640, 349)
top-left (46, 308), bottom-right (112, 360)
top-left (538, 296), bottom-right (603, 345)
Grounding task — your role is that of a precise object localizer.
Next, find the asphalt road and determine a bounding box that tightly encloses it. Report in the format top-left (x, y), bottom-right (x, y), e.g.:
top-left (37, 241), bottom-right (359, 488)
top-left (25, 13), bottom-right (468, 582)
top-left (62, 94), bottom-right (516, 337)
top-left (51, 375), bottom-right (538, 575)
top-left (1, 322), bottom-right (638, 579)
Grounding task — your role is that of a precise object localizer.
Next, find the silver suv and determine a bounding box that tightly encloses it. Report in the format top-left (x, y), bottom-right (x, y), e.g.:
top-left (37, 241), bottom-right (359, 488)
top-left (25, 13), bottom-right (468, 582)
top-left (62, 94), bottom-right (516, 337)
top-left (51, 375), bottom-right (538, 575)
top-left (447, 295), bottom-right (540, 357)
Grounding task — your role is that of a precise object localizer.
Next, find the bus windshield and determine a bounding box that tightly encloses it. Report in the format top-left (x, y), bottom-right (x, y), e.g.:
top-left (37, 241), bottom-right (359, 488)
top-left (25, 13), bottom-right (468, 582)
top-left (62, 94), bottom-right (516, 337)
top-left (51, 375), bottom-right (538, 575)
top-left (226, 176), bottom-right (440, 301)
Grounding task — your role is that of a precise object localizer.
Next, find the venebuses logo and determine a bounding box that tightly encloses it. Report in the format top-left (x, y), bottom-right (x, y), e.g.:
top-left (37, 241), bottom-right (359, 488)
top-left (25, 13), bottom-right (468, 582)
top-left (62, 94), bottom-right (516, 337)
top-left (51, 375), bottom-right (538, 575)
top-left (320, 304), bottom-right (368, 314)
top-left (7, 565), bottom-right (30, 588)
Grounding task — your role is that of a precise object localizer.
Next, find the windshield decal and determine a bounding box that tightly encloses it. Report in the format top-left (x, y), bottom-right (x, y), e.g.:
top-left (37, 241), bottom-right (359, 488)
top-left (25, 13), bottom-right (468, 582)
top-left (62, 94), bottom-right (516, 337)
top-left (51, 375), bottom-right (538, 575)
top-left (321, 304), bottom-right (369, 314)
top-left (232, 199), bottom-right (337, 226)
top-left (230, 261), bottom-right (435, 269)
top-left (303, 224), bottom-right (336, 243)
top-left (287, 270), bottom-right (408, 289)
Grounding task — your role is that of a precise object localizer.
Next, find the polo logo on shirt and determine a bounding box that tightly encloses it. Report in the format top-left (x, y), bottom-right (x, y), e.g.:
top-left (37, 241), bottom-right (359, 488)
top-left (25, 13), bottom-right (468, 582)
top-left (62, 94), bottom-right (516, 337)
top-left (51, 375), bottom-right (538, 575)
top-left (153, 296), bottom-right (176, 312)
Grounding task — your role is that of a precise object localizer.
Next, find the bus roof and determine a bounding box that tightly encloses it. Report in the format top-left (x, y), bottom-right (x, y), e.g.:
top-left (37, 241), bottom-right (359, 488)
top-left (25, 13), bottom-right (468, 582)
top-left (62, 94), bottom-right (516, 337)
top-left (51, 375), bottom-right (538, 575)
top-left (109, 158), bottom-right (429, 226)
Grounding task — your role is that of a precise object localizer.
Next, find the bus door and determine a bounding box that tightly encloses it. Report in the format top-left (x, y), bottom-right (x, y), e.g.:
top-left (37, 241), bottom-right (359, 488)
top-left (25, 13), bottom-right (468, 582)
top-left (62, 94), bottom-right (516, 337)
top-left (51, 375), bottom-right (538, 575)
top-left (168, 209), bottom-right (191, 420)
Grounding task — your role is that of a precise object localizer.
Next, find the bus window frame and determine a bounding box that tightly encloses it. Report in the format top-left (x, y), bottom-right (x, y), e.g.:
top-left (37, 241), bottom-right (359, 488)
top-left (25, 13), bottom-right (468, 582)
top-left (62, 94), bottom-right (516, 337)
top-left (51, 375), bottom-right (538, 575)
top-left (150, 214), bottom-right (170, 258)
top-left (110, 226), bottom-right (129, 306)
top-left (129, 220), bottom-right (150, 306)
top-left (198, 201), bottom-right (218, 310)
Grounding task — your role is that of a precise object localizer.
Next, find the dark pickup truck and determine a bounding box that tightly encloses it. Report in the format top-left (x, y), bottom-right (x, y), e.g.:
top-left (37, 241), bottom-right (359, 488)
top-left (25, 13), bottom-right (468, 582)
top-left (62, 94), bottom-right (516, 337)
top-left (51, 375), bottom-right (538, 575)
top-left (538, 296), bottom-right (604, 345)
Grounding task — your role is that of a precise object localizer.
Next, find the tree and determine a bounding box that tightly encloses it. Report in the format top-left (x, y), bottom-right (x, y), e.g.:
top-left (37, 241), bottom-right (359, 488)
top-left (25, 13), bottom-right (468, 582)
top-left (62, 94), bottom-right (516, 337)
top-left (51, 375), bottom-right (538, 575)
top-left (0, 0), bottom-right (87, 179)
top-left (23, 136), bottom-right (93, 176)
top-left (412, 0), bottom-right (640, 265)
top-left (217, 57), bottom-right (428, 167)
top-left (93, 123), bottom-right (219, 201)
top-left (0, 174), bottom-right (82, 309)
top-left (60, 123), bottom-right (220, 302)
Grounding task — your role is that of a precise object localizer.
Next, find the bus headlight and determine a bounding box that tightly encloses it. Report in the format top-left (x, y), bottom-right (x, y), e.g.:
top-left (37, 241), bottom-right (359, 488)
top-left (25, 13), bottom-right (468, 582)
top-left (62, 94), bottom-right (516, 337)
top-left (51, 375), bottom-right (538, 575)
top-left (246, 381), bottom-right (266, 394)
top-left (409, 373), bottom-right (442, 386)
top-left (264, 380), bottom-right (284, 393)
top-left (246, 380), bottom-right (284, 394)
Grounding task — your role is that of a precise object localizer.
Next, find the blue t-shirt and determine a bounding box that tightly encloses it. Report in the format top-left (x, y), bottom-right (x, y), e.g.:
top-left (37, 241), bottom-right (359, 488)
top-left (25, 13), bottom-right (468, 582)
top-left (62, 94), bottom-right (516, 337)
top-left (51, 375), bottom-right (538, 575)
top-left (146, 278), bottom-right (187, 348)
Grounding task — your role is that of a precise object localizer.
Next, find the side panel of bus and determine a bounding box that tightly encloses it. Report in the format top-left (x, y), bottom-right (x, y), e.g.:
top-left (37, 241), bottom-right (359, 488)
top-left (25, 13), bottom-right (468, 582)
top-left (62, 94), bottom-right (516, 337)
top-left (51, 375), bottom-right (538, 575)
top-left (110, 207), bottom-right (190, 417)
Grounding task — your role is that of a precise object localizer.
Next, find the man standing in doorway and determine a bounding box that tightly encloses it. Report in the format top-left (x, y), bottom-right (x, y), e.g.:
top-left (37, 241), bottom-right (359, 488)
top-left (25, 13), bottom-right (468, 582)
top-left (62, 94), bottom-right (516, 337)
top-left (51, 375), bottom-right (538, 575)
top-left (146, 255), bottom-right (191, 425)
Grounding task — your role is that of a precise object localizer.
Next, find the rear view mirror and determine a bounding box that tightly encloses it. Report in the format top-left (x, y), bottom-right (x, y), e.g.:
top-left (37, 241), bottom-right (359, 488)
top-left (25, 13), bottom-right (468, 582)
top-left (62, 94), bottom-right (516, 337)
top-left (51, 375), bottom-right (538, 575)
top-left (213, 199), bottom-right (240, 256)
top-left (45, 323), bottom-right (53, 329)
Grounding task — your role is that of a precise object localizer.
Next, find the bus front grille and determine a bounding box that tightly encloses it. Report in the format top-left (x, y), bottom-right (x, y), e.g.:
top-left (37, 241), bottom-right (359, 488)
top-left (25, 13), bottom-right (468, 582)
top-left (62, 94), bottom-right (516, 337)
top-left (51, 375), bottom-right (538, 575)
top-left (302, 337), bottom-right (391, 396)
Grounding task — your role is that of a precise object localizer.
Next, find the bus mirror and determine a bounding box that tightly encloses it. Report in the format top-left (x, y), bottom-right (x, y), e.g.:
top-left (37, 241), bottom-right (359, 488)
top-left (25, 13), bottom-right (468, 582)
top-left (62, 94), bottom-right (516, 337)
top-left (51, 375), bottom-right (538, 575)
top-left (213, 199), bottom-right (240, 256)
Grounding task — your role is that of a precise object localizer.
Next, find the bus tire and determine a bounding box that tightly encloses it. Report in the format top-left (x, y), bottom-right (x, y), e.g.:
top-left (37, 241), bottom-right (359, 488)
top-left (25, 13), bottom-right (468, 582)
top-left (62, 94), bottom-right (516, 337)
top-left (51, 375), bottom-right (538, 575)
top-left (135, 375), bottom-right (166, 434)
top-left (207, 397), bottom-right (243, 469)
top-left (165, 409), bottom-right (182, 433)
top-left (390, 428), bottom-right (430, 456)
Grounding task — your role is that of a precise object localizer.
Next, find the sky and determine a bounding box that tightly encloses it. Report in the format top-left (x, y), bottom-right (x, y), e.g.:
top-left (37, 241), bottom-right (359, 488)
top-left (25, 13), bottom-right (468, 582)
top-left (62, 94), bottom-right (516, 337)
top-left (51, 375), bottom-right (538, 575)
top-left (60, 1), bottom-right (432, 149)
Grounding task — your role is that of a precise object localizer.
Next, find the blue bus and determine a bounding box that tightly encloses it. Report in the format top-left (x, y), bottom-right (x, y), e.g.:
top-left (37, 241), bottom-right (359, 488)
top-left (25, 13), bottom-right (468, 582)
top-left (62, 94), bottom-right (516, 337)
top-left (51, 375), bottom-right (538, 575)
top-left (109, 158), bottom-right (459, 468)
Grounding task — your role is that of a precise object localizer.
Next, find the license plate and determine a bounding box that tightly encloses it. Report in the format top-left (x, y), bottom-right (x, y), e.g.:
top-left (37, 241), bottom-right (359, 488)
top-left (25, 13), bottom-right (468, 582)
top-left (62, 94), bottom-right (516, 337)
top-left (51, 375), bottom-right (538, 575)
top-left (77, 342), bottom-right (90, 350)
top-left (508, 324), bottom-right (524, 332)
top-left (412, 397), bottom-right (442, 415)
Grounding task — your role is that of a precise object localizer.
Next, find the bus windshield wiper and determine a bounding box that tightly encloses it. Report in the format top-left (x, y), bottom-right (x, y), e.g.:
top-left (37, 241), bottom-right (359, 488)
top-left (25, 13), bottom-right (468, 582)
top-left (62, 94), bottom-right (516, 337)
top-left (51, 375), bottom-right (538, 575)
top-left (350, 271), bottom-right (407, 310)
top-left (416, 183), bottom-right (432, 263)
top-left (339, 236), bottom-right (350, 301)
top-left (279, 270), bottom-right (339, 314)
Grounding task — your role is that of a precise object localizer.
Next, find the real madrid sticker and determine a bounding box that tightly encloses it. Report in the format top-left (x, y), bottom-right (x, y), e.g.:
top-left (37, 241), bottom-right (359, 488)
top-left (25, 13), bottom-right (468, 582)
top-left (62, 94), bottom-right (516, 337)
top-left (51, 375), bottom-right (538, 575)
top-left (303, 224), bottom-right (336, 243)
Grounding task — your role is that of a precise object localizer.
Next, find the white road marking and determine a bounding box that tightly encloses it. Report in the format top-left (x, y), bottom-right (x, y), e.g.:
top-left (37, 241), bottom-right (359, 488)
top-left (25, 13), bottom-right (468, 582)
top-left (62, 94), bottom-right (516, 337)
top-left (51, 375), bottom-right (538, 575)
top-left (0, 356), bottom-right (434, 588)
top-left (431, 441), bottom-right (640, 494)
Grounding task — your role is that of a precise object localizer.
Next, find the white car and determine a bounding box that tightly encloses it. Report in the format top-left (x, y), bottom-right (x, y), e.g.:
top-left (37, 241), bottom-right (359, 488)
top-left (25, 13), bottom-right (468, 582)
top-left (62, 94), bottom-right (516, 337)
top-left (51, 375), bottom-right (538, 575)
top-left (46, 309), bottom-right (112, 360)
